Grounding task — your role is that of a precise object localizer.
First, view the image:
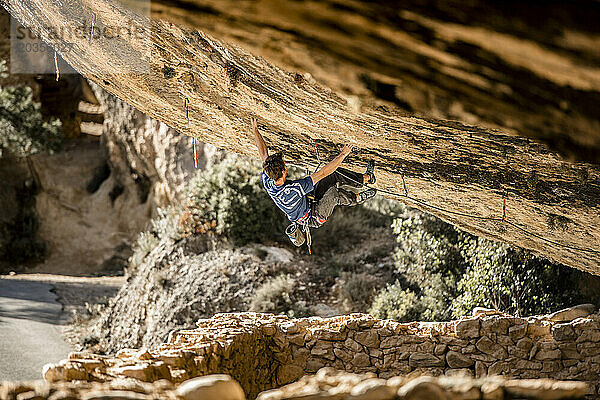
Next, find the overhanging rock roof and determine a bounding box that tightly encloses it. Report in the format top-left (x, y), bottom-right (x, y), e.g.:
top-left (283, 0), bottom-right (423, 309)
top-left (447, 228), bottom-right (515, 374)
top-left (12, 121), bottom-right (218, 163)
top-left (3, 0), bottom-right (599, 273)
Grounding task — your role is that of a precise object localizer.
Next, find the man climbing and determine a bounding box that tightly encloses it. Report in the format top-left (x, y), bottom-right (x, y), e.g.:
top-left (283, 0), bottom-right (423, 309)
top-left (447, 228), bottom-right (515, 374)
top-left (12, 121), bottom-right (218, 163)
top-left (251, 117), bottom-right (376, 242)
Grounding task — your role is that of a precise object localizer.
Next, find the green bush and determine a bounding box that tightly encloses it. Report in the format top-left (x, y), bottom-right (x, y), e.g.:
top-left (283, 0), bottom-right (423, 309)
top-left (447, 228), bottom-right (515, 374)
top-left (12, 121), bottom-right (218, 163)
top-left (182, 157), bottom-right (285, 246)
top-left (249, 275), bottom-right (308, 318)
top-left (312, 201), bottom-right (391, 253)
top-left (370, 207), bottom-right (600, 322)
top-left (339, 272), bottom-right (379, 312)
top-left (452, 238), bottom-right (589, 317)
top-left (0, 60), bottom-right (62, 159)
top-left (369, 283), bottom-right (420, 321)
top-left (390, 211), bottom-right (468, 321)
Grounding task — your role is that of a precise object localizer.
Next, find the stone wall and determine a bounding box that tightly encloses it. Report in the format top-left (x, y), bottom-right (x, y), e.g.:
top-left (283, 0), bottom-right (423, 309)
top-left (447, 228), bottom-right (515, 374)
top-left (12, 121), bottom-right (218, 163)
top-left (41, 306), bottom-right (600, 398)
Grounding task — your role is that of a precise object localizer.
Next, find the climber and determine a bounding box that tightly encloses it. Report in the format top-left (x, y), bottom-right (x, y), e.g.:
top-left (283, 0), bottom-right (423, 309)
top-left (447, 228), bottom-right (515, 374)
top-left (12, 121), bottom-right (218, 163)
top-left (250, 117), bottom-right (376, 244)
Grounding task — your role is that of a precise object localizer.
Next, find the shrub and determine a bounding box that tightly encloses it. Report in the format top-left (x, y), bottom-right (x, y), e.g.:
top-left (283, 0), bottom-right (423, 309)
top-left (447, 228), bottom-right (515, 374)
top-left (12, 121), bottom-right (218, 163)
top-left (128, 231), bottom-right (159, 271)
top-left (0, 60), bottom-right (62, 159)
top-left (312, 201), bottom-right (391, 253)
top-left (0, 59), bottom-right (61, 267)
top-left (389, 211), bottom-right (468, 321)
top-left (182, 157), bottom-right (285, 246)
top-left (249, 275), bottom-right (308, 318)
top-left (371, 207), bottom-right (600, 322)
top-left (339, 272), bottom-right (379, 312)
top-left (369, 283), bottom-right (420, 321)
top-left (451, 238), bottom-right (589, 318)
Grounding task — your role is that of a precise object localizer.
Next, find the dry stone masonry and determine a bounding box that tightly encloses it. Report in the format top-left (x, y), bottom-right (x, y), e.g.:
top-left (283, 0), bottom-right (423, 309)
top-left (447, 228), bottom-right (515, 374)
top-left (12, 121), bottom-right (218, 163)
top-left (34, 306), bottom-right (600, 398)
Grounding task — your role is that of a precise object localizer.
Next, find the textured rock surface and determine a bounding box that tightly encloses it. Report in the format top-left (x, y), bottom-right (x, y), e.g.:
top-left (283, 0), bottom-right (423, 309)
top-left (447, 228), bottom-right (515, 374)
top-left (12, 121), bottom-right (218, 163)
top-left (0, 369), bottom-right (587, 400)
top-left (29, 138), bottom-right (152, 274)
top-left (40, 307), bottom-right (600, 398)
top-left (89, 82), bottom-right (221, 209)
top-left (148, 0), bottom-right (600, 163)
top-left (258, 368), bottom-right (587, 400)
top-left (3, 0), bottom-right (599, 274)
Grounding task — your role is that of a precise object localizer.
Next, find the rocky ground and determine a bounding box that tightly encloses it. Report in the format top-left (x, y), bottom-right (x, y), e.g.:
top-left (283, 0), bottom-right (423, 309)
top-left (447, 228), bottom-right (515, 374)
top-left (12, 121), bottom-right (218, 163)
top-left (73, 215), bottom-right (397, 354)
top-left (0, 369), bottom-right (588, 400)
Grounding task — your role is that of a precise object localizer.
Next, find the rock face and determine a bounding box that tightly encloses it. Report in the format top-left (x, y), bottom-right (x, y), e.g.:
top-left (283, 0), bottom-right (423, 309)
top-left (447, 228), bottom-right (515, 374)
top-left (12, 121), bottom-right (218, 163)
top-left (30, 138), bottom-right (153, 274)
top-left (0, 79), bottom-right (219, 274)
top-left (4, 0), bottom-right (599, 274)
top-left (149, 0), bottom-right (600, 164)
top-left (40, 307), bottom-right (600, 398)
top-left (89, 82), bottom-right (220, 209)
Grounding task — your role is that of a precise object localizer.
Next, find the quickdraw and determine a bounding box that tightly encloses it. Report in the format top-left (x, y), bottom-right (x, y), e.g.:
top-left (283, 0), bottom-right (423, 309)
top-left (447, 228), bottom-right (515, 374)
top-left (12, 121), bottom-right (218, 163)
top-left (89, 13), bottom-right (97, 45)
top-left (54, 51), bottom-right (59, 82)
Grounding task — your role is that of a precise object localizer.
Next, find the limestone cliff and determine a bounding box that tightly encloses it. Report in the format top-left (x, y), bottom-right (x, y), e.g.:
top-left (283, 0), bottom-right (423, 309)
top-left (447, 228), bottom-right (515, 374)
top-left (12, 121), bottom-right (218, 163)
top-left (2, 0), bottom-right (598, 274)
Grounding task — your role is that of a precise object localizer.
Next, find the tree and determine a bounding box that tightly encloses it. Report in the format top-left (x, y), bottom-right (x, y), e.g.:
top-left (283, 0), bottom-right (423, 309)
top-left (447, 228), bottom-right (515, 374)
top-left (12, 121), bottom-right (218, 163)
top-left (0, 60), bottom-right (62, 159)
top-left (452, 238), bottom-right (591, 317)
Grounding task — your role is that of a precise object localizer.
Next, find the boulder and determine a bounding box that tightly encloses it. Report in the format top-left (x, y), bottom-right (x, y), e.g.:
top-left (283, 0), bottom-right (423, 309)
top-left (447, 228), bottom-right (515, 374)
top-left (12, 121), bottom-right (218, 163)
top-left (446, 351), bottom-right (474, 369)
top-left (455, 319), bottom-right (480, 339)
top-left (546, 304), bottom-right (597, 322)
top-left (397, 376), bottom-right (448, 400)
top-left (176, 375), bottom-right (245, 400)
top-left (348, 378), bottom-right (396, 400)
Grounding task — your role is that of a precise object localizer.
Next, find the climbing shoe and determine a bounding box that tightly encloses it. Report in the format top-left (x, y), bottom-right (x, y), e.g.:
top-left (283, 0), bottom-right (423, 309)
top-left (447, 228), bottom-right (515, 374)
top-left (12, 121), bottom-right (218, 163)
top-left (365, 160), bottom-right (376, 184)
top-left (357, 188), bottom-right (377, 203)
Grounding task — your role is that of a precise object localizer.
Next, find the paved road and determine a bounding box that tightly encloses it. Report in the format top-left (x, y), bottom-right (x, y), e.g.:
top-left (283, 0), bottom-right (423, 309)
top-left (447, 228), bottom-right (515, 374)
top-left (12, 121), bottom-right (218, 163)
top-left (0, 278), bottom-right (72, 381)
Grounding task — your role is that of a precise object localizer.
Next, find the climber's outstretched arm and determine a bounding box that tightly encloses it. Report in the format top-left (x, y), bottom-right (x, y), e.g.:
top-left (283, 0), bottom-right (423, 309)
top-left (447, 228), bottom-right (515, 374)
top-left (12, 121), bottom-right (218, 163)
top-left (251, 117), bottom-right (268, 162)
top-left (311, 145), bottom-right (352, 185)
